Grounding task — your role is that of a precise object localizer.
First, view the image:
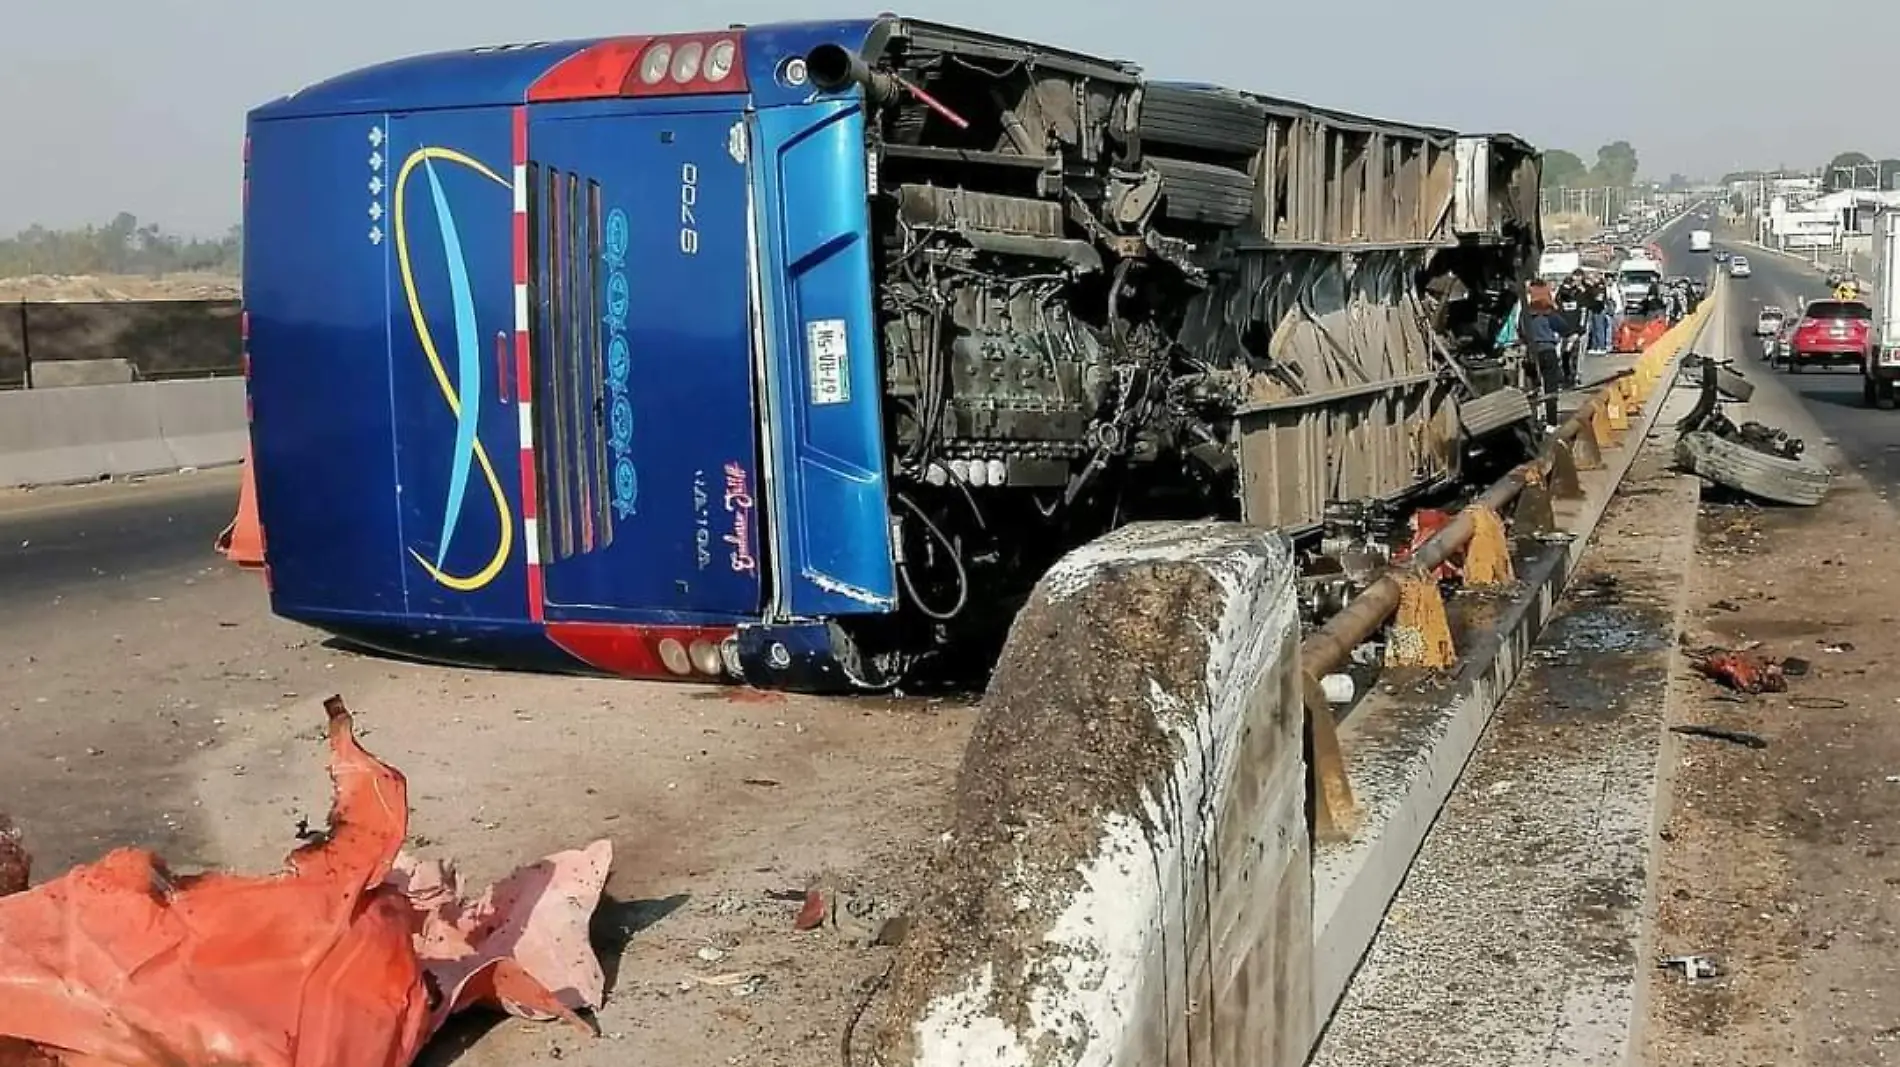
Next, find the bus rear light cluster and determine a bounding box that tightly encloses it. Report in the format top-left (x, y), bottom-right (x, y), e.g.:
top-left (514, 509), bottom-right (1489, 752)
top-left (636, 37), bottom-right (739, 88)
top-left (527, 34), bottom-right (747, 102)
top-left (544, 622), bottom-right (739, 682)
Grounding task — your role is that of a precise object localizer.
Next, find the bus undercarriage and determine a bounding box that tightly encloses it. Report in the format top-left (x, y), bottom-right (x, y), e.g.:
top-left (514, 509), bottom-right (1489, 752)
top-left (809, 22), bottom-right (1544, 684)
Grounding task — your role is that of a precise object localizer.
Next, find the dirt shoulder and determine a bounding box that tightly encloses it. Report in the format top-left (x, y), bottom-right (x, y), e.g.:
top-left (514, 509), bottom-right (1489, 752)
top-left (1642, 390), bottom-right (1900, 1063)
top-left (0, 477), bottom-right (978, 1067)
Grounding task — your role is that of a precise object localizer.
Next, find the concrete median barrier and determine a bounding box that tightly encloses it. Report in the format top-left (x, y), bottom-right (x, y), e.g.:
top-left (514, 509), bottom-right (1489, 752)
top-left (857, 290), bottom-right (1721, 1066)
top-left (0, 379), bottom-right (246, 488)
top-left (868, 521), bottom-right (1312, 1067)
top-left (153, 378), bottom-right (248, 470)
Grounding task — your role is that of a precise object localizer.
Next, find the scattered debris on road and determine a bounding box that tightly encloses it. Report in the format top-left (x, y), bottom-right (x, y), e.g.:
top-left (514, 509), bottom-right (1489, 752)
top-left (1674, 359), bottom-right (1832, 506)
top-left (0, 695), bottom-right (611, 1066)
top-left (1659, 954), bottom-right (1721, 982)
top-left (1687, 646), bottom-right (1788, 693)
top-left (1670, 724), bottom-right (1769, 750)
top-left (0, 817), bottom-right (25, 899)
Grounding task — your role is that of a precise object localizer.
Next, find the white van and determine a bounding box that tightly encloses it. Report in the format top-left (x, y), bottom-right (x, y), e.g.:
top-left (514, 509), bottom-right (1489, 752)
top-left (1689, 229), bottom-right (1712, 252)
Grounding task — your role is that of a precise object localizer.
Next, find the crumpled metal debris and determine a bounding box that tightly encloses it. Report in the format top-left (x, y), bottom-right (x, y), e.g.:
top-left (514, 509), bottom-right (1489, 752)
top-left (0, 696), bottom-right (612, 1066)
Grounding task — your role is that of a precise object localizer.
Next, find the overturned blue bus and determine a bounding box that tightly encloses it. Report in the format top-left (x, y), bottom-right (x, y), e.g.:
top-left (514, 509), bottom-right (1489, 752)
top-left (241, 16), bottom-right (1543, 692)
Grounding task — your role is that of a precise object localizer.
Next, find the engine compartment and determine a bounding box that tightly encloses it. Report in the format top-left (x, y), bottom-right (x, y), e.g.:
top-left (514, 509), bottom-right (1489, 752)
top-left (804, 22), bottom-right (1542, 682)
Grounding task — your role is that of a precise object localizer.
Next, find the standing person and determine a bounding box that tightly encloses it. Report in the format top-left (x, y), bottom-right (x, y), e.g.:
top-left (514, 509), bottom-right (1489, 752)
top-left (1604, 280), bottom-right (1624, 353)
top-left (1518, 280), bottom-right (1579, 429)
top-left (1556, 271), bottom-right (1587, 387)
top-left (1585, 273), bottom-right (1610, 354)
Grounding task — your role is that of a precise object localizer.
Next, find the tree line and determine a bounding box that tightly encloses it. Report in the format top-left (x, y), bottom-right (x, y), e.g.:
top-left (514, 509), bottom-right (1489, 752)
top-left (1541, 141), bottom-right (1642, 192)
top-left (0, 213), bottom-right (240, 278)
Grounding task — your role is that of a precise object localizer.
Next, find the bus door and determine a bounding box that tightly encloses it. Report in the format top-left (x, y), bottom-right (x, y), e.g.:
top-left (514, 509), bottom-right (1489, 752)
top-left (524, 101), bottom-right (764, 621)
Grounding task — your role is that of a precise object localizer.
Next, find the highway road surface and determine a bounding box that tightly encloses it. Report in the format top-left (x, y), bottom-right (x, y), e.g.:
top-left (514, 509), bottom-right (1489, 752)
top-left (0, 468), bottom-right (243, 605)
top-left (1652, 222), bottom-right (1900, 494)
top-left (0, 469), bottom-right (413, 874)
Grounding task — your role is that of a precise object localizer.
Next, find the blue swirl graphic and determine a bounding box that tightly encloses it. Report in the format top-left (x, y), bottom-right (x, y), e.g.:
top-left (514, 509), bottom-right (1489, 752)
top-left (421, 157), bottom-right (482, 570)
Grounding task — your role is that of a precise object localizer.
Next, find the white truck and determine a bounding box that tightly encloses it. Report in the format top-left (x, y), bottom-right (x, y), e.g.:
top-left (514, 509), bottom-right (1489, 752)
top-left (1865, 211), bottom-right (1900, 407)
top-left (1689, 228), bottom-right (1712, 252)
top-left (1538, 249), bottom-right (1582, 280)
top-left (1616, 255), bottom-right (1665, 312)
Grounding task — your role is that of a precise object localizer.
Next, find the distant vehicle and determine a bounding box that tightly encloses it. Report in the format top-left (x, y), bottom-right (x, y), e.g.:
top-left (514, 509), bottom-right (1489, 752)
top-left (1771, 321), bottom-right (1796, 366)
top-left (1538, 250), bottom-right (1582, 280)
top-left (1755, 306), bottom-right (1784, 336)
top-left (1713, 250), bottom-right (1730, 263)
top-left (1867, 211), bottom-right (1900, 407)
top-left (1787, 298), bottom-right (1873, 372)
top-left (1728, 256), bottom-right (1752, 278)
top-left (1616, 257), bottom-right (1665, 310)
top-left (1689, 229), bottom-right (1712, 252)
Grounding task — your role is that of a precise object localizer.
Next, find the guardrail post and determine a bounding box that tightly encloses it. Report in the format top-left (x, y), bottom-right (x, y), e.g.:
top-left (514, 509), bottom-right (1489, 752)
top-left (1462, 504), bottom-right (1514, 586)
top-left (1547, 440), bottom-right (1584, 498)
top-left (1304, 673), bottom-right (1361, 843)
top-left (1384, 575), bottom-right (1455, 668)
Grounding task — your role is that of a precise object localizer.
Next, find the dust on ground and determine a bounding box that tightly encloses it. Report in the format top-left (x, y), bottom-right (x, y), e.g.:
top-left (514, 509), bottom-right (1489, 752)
top-left (0, 273), bottom-right (238, 302)
top-left (0, 476), bottom-right (979, 1067)
top-left (1642, 476), bottom-right (1900, 1065)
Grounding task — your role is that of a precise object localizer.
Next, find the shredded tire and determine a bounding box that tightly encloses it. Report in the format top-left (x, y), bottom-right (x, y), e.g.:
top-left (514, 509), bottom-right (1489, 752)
top-left (1716, 366), bottom-right (1755, 402)
top-left (1675, 431), bottom-right (1832, 506)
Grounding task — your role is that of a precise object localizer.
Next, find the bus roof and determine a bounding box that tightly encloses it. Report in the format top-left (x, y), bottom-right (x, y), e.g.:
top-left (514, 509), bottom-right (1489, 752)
top-left (250, 19), bottom-right (881, 120)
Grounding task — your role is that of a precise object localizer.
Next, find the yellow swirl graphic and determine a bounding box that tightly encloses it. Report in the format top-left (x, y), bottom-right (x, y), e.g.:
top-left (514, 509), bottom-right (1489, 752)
top-left (394, 147), bottom-right (514, 591)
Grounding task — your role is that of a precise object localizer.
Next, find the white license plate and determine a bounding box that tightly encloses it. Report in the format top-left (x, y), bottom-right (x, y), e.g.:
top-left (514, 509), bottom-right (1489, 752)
top-left (806, 318), bottom-right (850, 406)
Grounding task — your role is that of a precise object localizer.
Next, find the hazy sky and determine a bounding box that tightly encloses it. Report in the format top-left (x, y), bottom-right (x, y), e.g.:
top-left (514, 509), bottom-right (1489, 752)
top-left (1, 0), bottom-right (1884, 235)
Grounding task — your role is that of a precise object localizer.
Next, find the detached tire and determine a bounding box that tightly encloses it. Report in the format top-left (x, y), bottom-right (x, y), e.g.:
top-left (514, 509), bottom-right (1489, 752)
top-left (1675, 431), bottom-right (1832, 506)
top-left (1716, 366), bottom-right (1755, 402)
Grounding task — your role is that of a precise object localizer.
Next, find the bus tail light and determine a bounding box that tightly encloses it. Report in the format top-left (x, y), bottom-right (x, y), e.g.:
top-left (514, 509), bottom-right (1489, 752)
top-left (528, 34), bottom-right (747, 102)
top-left (545, 622), bottom-right (737, 681)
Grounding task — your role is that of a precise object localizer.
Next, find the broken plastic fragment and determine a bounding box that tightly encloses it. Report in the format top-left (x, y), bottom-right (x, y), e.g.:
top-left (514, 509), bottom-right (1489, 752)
top-left (0, 695), bottom-right (614, 1066)
top-left (0, 696), bottom-right (431, 1066)
top-left (391, 839), bottom-right (614, 1034)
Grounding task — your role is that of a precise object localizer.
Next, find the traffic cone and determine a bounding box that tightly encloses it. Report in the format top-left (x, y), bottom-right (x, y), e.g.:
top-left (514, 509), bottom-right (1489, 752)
top-left (215, 446), bottom-right (265, 569)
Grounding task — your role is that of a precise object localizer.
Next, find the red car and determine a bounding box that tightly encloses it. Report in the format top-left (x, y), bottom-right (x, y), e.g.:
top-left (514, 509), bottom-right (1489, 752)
top-left (1786, 299), bottom-right (1873, 371)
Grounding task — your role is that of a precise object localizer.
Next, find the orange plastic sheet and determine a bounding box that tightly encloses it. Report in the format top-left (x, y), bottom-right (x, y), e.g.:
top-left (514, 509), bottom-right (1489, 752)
top-left (0, 697), bottom-right (612, 1067)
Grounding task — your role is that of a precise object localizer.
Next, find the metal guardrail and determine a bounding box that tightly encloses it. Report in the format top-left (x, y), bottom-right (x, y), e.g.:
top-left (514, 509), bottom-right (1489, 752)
top-left (0, 298), bottom-right (241, 389)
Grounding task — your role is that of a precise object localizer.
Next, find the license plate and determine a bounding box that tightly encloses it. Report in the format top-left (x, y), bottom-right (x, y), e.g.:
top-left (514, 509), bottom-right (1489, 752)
top-left (806, 318), bottom-right (851, 406)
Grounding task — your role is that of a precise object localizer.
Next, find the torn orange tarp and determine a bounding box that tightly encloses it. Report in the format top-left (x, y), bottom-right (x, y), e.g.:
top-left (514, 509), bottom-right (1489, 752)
top-left (0, 696), bottom-right (613, 1067)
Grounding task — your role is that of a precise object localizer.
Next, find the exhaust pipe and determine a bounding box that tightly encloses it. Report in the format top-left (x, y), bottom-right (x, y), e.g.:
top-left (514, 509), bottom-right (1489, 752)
top-left (805, 43), bottom-right (900, 105)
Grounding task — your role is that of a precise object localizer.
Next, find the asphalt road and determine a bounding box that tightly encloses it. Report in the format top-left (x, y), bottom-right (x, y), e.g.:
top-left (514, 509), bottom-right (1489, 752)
top-left (0, 468), bottom-right (242, 606)
top-left (1651, 221), bottom-right (1900, 493)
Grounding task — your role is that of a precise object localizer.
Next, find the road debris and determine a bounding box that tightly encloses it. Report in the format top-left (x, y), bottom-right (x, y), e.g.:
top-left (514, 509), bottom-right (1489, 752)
top-left (0, 817), bottom-right (25, 899)
top-left (792, 882), bottom-right (909, 947)
top-left (0, 695), bottom-right (611, 1066)
top-left (1670, 724), bottom-right (1769, 749)
top-left (1688, 647), bottom-right (1788, 693)
top-left (1673, 359), bottom-right (1832, 506)
top-left (1659, 954), bottom-right (1721, 981)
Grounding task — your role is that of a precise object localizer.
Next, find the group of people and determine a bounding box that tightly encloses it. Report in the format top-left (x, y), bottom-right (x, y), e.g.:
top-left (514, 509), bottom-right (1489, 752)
top-left (1554, 271), bottom-right (1621, 358)
top-left (1505, 269), bottom-right (1702, 428)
